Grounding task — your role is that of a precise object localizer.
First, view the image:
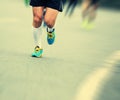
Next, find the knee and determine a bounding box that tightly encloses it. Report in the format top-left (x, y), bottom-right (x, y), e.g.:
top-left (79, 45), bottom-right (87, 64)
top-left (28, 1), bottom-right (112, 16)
top-left (33, 14), bottom-right (43, 26)
top-left (44, 17), bottom-right (55, 28)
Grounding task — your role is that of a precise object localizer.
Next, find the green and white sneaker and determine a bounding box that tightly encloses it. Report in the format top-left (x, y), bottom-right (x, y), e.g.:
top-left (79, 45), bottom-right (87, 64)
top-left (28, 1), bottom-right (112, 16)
top-left (47, 28), bottom-right (55, 45)
top-left (32, 46), bottom-right (43, 58)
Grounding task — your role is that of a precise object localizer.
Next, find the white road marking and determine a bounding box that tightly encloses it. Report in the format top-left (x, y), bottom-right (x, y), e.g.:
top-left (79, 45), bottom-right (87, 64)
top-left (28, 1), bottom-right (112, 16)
top-left (75, 51), bottom-right (120, 100)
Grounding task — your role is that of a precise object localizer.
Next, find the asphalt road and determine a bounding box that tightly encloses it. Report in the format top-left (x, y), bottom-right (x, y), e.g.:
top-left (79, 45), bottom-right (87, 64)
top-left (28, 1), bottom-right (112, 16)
top-left (0, 1), bottom-right (120, 100)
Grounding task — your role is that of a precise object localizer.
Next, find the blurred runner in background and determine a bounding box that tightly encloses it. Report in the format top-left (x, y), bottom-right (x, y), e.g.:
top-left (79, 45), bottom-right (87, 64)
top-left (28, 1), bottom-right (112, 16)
top-left (81, 0), bottom-right (99, 29)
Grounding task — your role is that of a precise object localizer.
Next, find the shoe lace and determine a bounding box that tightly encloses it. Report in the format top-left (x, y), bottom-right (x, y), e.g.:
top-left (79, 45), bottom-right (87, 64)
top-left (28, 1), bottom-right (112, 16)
top-left (35, 46), bottom-right (40, 51)
top-left (48, 32), bottom-right (54, 39)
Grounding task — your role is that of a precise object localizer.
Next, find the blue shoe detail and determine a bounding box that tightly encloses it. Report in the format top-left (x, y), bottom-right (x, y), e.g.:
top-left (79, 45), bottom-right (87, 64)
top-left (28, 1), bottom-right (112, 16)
top-left (43, 21), bottom-right (47, 28)
top-left (32, 46), bottom-right (43, 57)
top-left (47, 29), bottom-right (55, 45)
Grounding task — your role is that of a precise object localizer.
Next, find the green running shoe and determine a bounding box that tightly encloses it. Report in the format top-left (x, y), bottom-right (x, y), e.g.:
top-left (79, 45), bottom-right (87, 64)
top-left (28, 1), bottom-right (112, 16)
top-left (47, 28), bottom-right (55, 45)
top-left (86, 22), bottom-right (95, 30)
top-left (32, 46), bottom-right (43, 58)
top-left (81, 18), bottom-right (88, 29)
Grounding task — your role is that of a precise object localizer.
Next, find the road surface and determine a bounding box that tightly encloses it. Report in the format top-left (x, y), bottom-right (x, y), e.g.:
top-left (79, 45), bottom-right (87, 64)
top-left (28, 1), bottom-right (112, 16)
top-left (0, 1), bottom-right (120, 100)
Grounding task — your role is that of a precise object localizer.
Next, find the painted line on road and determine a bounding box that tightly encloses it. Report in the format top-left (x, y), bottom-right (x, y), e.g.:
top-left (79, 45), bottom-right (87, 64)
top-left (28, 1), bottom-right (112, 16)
top-left (75, 50), bottom-right (120, 100)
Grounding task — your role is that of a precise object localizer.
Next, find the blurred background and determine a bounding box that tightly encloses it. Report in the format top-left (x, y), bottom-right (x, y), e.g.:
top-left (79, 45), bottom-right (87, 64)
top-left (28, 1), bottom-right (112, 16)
top-left (97, 0), bottom-right (120, 9)
top-left (0, 0), bottom-right (120, 100)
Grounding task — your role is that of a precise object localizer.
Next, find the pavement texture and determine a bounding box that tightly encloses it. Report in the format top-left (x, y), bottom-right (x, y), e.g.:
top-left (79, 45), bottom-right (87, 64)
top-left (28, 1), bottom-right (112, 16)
top-left (0, 1), bottom-right (120, 100)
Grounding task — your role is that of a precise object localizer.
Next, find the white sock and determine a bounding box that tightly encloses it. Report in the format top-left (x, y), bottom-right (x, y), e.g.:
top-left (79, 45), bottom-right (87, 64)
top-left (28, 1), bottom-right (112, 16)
top-left (47, 27), bottom-right (54, 33)
top-left (32, 26), bottom-right (42, 48)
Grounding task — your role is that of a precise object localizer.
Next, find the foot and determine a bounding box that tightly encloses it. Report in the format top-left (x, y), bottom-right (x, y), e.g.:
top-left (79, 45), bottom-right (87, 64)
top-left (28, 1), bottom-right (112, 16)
top-left (32, 46), bottom-right (43, 58)
top-left (81, 18), bottom-right (88, 29)
top-left (47, 29), bottom-right (55, 45)
top-left (86, 22), bottom-right (95, 30)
